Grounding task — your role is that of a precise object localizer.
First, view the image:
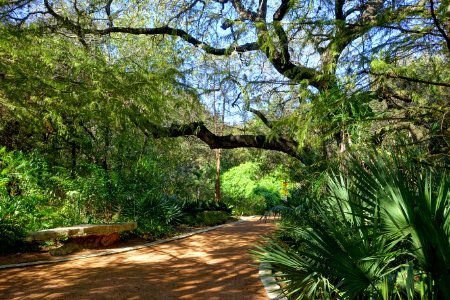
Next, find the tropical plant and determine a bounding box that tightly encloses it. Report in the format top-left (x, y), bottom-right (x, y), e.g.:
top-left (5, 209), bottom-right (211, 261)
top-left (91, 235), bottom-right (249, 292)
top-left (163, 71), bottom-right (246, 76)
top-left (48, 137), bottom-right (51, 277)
top-left (136, 194), bottom-right (184, 226)
top-left (254, 151), bottom-right (450, 299)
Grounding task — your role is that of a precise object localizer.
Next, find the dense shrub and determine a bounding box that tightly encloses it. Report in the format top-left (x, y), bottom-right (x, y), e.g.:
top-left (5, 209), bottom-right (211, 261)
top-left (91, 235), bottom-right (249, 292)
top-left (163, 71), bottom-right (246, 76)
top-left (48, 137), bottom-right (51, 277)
top-left (0, 147), bottom-right (184, 244)
top-left (184, 211), bottom-right (230, 226)
top-left (223, 195), bottom-right (266, 216)
top-left (0, 146), bottom-right (231, 250)
top-left (0, 219), bottom-right (26, 254)
top-left (135, 219), bottom-right (175, 239)
top-left (181, 199), bottom-right (231, 214)
top-left (221, 162), bottom-right (285, 215)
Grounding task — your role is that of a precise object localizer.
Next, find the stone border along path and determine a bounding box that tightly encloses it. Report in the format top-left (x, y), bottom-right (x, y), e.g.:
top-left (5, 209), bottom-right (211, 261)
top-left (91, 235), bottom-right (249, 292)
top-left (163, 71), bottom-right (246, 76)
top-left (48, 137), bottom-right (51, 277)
top-left (259, 263), bottom-right (288, 300)
top-left (0, 216), bottom-right (277, 299)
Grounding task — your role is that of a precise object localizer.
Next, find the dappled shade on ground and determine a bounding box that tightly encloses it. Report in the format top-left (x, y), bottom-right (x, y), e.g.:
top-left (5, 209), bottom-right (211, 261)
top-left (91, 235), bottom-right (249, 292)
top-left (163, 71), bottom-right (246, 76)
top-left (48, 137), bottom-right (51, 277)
top-left (0, 217), bottom-right (274, 299)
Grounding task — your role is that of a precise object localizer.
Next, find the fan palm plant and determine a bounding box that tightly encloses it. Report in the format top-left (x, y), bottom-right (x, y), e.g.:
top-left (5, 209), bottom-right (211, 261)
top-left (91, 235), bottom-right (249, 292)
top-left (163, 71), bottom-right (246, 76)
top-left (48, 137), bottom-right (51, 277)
top-left (254, 151), bottom-right (450, 299)
top-left (348, 153), bottom-right (450, 299)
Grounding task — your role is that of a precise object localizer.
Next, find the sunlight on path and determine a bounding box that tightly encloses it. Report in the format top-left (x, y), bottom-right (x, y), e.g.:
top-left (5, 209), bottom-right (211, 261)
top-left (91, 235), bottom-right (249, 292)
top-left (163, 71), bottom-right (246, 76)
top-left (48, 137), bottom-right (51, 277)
top-left (0, 217), bottom-right (275, 300)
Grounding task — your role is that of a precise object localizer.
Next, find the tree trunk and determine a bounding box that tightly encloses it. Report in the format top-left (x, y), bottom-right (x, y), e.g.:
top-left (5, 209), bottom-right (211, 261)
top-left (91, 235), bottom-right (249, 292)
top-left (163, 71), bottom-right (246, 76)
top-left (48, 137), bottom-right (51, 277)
top-left (214, 148), bottom-right (221, 202)
top-left (213, 88), bottom-right (226, 202)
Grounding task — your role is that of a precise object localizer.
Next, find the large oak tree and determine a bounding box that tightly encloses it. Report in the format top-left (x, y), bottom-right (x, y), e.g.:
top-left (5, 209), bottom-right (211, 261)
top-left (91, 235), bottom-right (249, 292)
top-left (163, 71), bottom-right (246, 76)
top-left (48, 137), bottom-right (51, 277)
top-left (1, 0), bottom-right (449, 163)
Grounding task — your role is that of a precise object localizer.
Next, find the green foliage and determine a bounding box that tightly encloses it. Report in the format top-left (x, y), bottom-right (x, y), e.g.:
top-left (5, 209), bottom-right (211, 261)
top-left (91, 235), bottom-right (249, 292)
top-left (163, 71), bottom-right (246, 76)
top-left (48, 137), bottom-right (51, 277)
top-left (0, 148), bottom-right (55, 252)
top-left (0, 25), bottom-right (222, 248)
top-left (135, 219), bottom-right (175, 240)
top-left (180, 198), bottom-right (231, 226)
top-left (0, 148), bottom-right (61, 229)
top-left (136, 194), bottom-right (183, 225)
top-left (0, 144), bottom-right (226, 245)
top-left (184, 211), bottom-right (230, 227)
top-left (221, 162), bottom-right (285, 215)
top-left (368, 56), bottom-right (450, 164)
top-left (181, 199), bottom-right (231, 214)
top-left (254, 151), bottom-right (450, 299)
top-left (0, 149), bottom-right (28, 252)
top-left (0, 218), bottom-right (25, 254)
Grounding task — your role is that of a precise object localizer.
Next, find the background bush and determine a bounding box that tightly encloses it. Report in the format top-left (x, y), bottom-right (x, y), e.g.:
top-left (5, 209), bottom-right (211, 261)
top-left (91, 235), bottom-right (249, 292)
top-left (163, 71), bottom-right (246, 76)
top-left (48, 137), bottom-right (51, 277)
top-left (184, 211), bottom-right (230, 226)
top-left (221, 162), bottom-right (286, 215)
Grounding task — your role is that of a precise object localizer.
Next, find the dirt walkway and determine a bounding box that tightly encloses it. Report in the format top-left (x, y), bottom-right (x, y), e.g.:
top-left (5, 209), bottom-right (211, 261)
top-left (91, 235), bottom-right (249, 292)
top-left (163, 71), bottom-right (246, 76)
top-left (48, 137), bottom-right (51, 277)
top-left (0, 217), bottom-right (275, 299)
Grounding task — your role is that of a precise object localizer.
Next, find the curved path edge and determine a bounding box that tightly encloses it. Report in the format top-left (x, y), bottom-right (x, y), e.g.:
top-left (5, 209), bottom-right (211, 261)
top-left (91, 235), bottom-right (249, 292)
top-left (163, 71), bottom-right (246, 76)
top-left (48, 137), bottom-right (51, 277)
top-left (0, 219), bottom-right (246, 270)
top-left (259, 262), bottom-right (288, 300)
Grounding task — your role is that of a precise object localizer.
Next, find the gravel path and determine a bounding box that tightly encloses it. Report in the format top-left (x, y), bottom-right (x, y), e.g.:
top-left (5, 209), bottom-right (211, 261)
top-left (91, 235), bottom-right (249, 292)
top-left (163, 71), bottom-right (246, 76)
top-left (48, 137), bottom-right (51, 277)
top-left (0, 217), bottom-right (274, 299)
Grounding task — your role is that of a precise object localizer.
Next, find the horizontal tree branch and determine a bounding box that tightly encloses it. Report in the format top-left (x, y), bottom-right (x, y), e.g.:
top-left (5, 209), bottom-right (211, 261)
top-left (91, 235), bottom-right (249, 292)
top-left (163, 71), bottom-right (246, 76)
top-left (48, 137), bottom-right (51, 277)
top-left (44, 0), bottom-right (259, 55)
top-left (134, 119), bottom-right (310, 163)
top-left (91, 26), bottom-right (260, 55)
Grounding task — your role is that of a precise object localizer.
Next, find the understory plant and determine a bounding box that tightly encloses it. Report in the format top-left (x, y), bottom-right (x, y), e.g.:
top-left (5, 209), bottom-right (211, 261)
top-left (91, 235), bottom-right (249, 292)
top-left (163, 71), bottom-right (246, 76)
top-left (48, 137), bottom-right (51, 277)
top-left (221, 162), bottom-right (284, 215)
top-left (254, 151), bottom-right (450, 299)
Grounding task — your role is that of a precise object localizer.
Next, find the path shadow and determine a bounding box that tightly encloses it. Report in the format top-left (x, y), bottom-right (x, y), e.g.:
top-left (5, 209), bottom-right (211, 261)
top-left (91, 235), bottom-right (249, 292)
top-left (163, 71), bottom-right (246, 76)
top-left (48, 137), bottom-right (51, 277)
top-left (0, 220), bottom-right (274, 300)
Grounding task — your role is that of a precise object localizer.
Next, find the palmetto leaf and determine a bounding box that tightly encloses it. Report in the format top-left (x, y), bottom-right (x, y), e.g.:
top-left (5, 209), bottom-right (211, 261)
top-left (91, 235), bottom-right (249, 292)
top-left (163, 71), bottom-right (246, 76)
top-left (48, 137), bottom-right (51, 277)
top-left (255, 150), bottom-right (450, 299)
top-left (252, 239), bottom-right (339, 299)
top-left (347, 151), bottom-right (450, 298)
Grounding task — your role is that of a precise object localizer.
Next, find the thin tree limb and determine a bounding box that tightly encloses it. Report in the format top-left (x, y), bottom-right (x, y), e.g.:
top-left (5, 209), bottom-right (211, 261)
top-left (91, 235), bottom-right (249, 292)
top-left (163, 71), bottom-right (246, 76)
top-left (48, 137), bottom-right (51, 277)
top-left (367, 71), bottom-right (450, 88)
top-left (231, 0), bottom-right (258, 21)
top-left (429, 0), bottom-right (450, 52)
top-left (248, 108), bottom-right (273, 129)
